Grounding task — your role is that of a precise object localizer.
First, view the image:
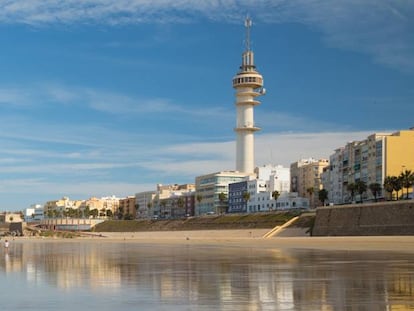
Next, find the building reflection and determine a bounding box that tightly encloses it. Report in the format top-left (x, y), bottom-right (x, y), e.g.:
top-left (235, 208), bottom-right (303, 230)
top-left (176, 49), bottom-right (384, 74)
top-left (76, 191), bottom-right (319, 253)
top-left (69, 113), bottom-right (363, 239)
top-left (0, 241), bottom-right (413, 310)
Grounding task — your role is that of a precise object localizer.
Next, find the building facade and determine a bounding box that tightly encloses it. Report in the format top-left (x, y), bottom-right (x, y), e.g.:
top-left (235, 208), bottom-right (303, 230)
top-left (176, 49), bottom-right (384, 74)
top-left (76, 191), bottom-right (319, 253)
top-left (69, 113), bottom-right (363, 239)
top-left (228, 181), bottom-right (249, 213)
top-left (322, 128), bottom-right (414, 204)
top-left (119, 196), bottom-right (136, 219)
top-left (24, 204), bottom-right (44, 222)
top-left (135, 191), bottom-right (156, 219)
top-left (255, 164), bottom-right (291, 193)
top-left (195, 171), bottom-right (249, 215)
top-left (290, 158), bottom-right (329, 208)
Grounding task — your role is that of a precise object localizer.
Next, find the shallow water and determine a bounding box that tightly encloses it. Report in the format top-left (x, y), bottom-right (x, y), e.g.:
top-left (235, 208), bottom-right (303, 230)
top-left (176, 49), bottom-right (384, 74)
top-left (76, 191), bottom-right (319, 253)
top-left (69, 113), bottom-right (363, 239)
top-left (1, 240), bottom-right (414, 311)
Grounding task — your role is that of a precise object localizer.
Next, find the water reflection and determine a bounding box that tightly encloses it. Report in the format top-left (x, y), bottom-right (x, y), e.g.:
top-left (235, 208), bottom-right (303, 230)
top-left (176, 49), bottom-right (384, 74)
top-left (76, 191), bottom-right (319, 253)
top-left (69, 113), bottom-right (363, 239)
top-left (0, 240), bottom-right (413, 310)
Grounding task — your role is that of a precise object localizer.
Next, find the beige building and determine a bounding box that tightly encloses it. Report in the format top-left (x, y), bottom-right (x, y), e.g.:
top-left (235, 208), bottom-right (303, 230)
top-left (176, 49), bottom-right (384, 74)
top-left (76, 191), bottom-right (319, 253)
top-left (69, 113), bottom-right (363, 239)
top-left (119, 196), bottom-right (136, 219)
top-left (0, 212), bottom-right (23, 223)
top-left (80, 196), bottom-right (120, 218)
top-left (323, 128), bottom-right (414, 204)
top-left (154, 184), bottom-right (195, 219)
top-left (44, 196), bottom-right (120, 219)
top-left (290, 158), bottom-right (329, 208)
top-left (44, 196), bottom-right (83, 218)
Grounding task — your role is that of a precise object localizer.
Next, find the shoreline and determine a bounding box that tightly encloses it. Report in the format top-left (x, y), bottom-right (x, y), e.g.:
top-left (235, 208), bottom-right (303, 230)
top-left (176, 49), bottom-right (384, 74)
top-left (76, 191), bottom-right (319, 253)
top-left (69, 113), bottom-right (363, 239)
top-left (13, 229), bottom-right (414, 253)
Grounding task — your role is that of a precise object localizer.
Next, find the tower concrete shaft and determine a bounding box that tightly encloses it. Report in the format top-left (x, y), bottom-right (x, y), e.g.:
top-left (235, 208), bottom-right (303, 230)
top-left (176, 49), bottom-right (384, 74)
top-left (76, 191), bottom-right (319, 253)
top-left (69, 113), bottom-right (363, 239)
top-left (232, 18), bottom-right (264, 174)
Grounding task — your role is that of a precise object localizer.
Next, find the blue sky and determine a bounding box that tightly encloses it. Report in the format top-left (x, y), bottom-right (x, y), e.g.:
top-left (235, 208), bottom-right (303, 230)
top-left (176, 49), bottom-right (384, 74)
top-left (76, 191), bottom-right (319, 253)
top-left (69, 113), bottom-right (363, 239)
top-left (0, 1), bottom-right (413, 211)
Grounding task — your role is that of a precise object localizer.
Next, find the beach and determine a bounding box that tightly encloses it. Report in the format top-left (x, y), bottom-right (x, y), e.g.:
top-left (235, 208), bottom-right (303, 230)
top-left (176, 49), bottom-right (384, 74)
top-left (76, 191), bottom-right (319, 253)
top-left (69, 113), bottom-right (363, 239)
top-left (16, 229), bottom-right (414, 254)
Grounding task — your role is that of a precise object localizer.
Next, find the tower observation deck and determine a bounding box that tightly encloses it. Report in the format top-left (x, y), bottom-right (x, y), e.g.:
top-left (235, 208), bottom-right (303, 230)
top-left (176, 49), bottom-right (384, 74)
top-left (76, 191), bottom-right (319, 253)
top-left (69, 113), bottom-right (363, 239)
top-left (232, 17), bottom-right (265, 174)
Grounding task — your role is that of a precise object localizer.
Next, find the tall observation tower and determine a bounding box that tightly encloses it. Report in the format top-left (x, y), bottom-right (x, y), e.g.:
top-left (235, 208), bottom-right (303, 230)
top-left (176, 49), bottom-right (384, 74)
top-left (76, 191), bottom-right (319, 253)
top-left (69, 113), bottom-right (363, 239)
top-left (232, 17), bottom-right (265, 174)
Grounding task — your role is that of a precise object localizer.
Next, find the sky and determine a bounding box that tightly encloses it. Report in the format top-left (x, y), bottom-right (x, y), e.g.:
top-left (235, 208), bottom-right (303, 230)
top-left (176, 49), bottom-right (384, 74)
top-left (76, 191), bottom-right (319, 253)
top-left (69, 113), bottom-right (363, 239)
top-left (0, 0), bottom-right (413, 211)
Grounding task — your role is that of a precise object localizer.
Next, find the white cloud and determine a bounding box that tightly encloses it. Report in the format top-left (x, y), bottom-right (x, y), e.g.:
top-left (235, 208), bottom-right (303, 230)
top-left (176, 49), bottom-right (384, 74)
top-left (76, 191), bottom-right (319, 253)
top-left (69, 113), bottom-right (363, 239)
top-left (0, 177), bottom-right (152, 198)
top-left (0, 126), bottom-right (387, 210)
top-left (134, 130), bottom-right (379, 176)
top-left (255, 131), bottom-right (375, 167)
top-left (1, 1), bottom-right (411, 73)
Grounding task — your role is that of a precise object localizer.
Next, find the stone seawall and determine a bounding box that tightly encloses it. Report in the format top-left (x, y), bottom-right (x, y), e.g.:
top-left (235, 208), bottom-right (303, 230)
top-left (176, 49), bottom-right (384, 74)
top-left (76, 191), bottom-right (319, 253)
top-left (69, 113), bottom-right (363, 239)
top-left (313, 200), bottom-right (414, 236)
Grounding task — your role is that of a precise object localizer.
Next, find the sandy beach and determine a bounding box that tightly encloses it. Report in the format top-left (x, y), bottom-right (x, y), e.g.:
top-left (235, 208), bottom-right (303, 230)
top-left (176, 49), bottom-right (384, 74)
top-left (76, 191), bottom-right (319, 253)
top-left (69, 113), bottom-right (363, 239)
top-left (17, 229), bottom-right (412, 254)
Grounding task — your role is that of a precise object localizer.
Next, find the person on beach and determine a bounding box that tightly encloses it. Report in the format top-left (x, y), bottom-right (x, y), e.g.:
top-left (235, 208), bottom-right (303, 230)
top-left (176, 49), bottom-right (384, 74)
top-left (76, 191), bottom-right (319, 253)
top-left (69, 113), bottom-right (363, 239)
top-left (4, 239), bottom-right (9, 253)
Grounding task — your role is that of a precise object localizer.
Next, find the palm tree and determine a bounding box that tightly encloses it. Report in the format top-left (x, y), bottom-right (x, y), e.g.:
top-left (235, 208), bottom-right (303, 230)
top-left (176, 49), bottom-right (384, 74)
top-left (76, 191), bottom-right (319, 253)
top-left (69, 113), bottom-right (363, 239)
top-left (160, 201), bottom-right (167, 218)
top-left (306, 187), bottom-right (314, 207)
top-left (242, 191), bottom-right (250, 202)
top-left (218, 192), bottom-right (227, 214)
top-left (368, 183), bottom-right (382, 202)
top-left (318, 189), bottom-right (328, 206)
top-left (355, 180), bottom-right (367, 203)
top-left (383, 176), bottom-right (394, 200)
top-left (242, 191), bottom-right (250, 211)
top-left (90, 209), bottom-right (98, 218)
top-left (391, 176), bottom-right (403, 200)
top-left (84, 205), bottom-right (90, 219)
top-left (400, 169), bottom-right (414, 199)
top-left (346, 183), bottom-right (356, 203)
top-left (196, 194), bottom-right (203, 204)
top-left (272, 190), bottom-right (280, 209)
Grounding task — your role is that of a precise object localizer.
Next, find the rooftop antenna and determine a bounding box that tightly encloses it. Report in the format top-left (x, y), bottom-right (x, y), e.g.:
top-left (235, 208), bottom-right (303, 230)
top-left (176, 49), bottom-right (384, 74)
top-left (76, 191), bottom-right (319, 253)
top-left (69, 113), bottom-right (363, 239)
top-left (245, 15), bottom-right (252, 51)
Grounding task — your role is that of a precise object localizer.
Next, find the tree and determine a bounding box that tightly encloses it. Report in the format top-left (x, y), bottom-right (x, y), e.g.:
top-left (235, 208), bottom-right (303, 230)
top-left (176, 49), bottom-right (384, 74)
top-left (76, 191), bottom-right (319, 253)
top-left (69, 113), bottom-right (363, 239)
top-left (318, 189), bottom-right (328, 206)
top-left (306, 187), bottom-right (314, 207)
top-left (99, 208), bottom-right (106, 217)
top-left (368, 183), bottom-right (382, 202)
top-left (400, 169), bottom-right (414, 199)
top-left (391, 176), bottom-right (402, 200)
top-left (218, 192), bottom-right (227, 214)
top-left (242, 191), bottom-right (250, 202)
top-left (270, 190), bottom-right (279, 210)
top-left (84, 206), bottom-right (90, 218)
top-left (196, 194), bottom-right (203, 204)
top-left (355, 180), bottom-right (367, 203)
top-left (117, 206), bottom-right (124, 219)
top-left (124, 213), bottom-right (134, 220)
top-left (346, 183), bottom-right (356, 203)
top-left (160, 201), bottom-right (167, 218)
top-left (383, 176), bottom-right (394, 200)
top-left (90, 209), bottom-right (98, 218)
top-left (177, 197), bottom-right (184, 209)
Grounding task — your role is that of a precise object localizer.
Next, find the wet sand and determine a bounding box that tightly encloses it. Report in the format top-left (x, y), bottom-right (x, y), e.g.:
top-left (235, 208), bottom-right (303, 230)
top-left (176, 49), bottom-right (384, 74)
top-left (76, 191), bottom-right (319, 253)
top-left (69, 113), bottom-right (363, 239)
top-left (67, 229), bottom-right (414, 253)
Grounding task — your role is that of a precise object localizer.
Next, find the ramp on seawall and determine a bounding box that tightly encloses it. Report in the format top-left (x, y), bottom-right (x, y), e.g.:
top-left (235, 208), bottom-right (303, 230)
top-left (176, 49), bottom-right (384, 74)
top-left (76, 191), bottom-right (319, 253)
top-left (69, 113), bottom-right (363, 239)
top-left (263, 217), bottom-right (298, 238)
top-left (312, 200), bottom-right (414, 236)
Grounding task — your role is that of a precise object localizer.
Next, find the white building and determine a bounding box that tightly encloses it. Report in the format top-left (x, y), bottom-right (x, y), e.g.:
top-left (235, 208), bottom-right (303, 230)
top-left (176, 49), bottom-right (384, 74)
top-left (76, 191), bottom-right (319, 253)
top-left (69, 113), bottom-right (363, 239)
top-left (135, 190), bottom-right (156, 219)
top-left (246, 177), bottom-right (308, 212)
top-left (195, 171), bottom-right (249, 215)
top-left (228, 166), bottom-right (307, 213)
top-left (24, 204), bottom-right (44, 222)
top-left (255, 164), bottom-right (290, 193)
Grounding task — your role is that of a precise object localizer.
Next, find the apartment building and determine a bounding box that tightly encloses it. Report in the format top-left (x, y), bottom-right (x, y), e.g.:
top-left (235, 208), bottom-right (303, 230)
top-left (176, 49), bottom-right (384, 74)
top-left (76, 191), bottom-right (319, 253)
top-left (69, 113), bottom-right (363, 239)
top-left (195, 171), bottom-right (249, 215)
top-left (255, 164), bottom-right (290, 193)
top-left (149, 184), bottom-right (195, 219)
top-left (119, 196), bottom-right (136, 219)
top-left (290, 158), bottom-right (329, 208)
top-left (135, 191), bottom-right (156, 219)
top-left (228, 176), bottom-right (308, 213)
top-left (44, 196), bottom-right (83, 218)
top-left (323, 128), bottom-right (414, 204)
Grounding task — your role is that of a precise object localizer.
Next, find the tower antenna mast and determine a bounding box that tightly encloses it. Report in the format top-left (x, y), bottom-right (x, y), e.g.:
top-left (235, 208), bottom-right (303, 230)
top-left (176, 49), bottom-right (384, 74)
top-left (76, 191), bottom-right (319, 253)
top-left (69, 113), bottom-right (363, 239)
top-left (245, 16), bottom-right (252, 51)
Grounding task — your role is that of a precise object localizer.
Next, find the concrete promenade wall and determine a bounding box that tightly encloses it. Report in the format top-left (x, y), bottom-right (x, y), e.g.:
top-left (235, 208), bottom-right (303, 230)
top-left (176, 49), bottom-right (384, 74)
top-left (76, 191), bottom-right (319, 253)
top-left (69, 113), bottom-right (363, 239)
top-left (313, 200), bottom-right (414, 236)
top-left (40, 218), bottom-right (104, 231)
